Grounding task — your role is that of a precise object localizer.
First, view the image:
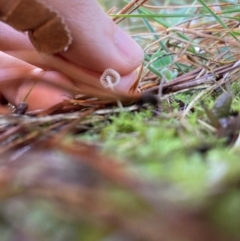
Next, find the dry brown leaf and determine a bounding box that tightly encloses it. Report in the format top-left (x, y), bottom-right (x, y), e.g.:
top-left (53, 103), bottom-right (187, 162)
top-left (0, 0), bottom-right (72, 54)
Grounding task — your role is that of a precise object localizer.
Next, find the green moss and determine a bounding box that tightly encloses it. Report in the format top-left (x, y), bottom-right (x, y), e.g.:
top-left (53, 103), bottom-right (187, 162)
top-left (78, 88), bottom-right (240, 217)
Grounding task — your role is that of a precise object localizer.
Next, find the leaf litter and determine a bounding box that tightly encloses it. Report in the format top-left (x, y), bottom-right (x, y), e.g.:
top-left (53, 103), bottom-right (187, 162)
top-left (1, 1), bottom-right (240, 240)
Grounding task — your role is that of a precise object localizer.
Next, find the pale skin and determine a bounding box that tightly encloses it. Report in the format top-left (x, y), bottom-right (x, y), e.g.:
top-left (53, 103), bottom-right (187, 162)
top-left (0, 0), bottom-right (143, 110)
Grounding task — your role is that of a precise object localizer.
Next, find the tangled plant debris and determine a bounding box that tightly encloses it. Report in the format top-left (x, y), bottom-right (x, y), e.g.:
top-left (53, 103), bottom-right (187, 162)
top-left (1, 0), bottom-right (240, 240)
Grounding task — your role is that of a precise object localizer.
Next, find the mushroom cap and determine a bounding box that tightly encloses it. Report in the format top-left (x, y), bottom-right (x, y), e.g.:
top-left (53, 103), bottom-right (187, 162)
top-left (100, 69), bottom-right (121, 89)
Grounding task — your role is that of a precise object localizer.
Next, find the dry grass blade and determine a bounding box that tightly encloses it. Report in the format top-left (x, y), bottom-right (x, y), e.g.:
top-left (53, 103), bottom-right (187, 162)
top-left (139, 16), bottom-right (240, 95)
top-left (113, 0), bottom-right (149, 23)
top-left (142, 3), bottom-right (232, 9)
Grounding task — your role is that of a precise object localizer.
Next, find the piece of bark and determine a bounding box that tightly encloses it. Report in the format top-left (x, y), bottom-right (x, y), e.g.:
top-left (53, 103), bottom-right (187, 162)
top-left (0, 0), bottom-right (72, 54)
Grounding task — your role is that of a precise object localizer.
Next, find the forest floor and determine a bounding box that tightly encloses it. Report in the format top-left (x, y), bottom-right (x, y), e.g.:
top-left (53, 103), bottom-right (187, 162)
top-left (1, 1), bottom-right (240, 241)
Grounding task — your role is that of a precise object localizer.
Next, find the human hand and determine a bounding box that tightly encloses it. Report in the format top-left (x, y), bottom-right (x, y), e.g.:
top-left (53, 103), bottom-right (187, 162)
top-left (0, 0), bottom-right (143, 110)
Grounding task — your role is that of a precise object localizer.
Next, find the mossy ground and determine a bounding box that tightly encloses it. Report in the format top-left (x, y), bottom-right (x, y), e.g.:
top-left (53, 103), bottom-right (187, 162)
top-left (2, 1), bottom-right (240, 240)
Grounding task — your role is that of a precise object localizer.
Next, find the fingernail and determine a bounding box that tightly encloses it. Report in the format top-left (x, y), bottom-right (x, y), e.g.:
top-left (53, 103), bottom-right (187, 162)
top-left (114, 27), bottom-right (143, 66)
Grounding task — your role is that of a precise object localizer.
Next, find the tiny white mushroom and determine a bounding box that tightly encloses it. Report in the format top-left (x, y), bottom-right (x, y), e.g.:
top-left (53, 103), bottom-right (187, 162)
top-left (100, 69), bottom-right (123, 108)
top-left (100, 69), bottom-right (121, 89)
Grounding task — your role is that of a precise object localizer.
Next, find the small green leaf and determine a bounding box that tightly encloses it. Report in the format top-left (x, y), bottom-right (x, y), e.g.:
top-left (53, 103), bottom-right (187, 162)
top-left (160, 67), bottom-right (178, 81)
top-left (150, 50), bottom-right (172, 69)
